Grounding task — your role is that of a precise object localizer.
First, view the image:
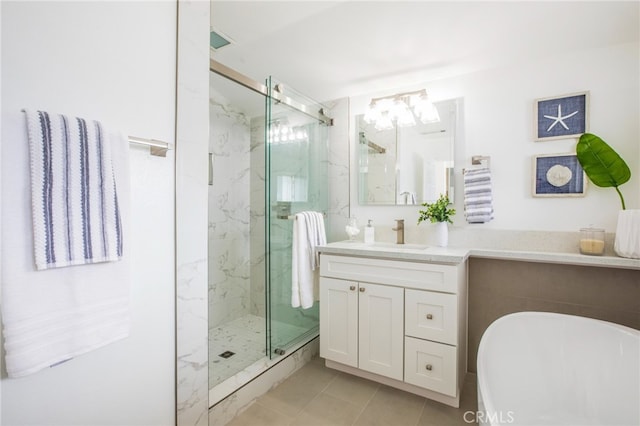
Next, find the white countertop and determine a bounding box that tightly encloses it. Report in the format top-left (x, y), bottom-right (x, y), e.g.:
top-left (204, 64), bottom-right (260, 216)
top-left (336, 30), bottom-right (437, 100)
top-left (318, 241), bottom-right (640, 270)
top-left (318, 241), bottom-right (470, 264)
top-left (469, 247), bottom-right (640, 270)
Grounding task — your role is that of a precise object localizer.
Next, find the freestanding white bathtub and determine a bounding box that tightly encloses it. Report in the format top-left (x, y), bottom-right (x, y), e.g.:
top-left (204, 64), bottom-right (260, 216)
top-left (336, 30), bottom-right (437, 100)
top-left (477, 312), bottom-right (639, 426)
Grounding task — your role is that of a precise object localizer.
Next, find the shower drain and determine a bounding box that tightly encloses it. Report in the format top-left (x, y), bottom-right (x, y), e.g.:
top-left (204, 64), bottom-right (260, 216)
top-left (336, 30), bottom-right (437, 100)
top-left (218, 350), bottom-right (235, 359)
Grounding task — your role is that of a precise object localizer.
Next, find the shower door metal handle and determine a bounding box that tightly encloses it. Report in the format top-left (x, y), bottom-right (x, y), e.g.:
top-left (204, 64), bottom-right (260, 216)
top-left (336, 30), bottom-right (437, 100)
top-left (208, 153), bottom-right (213, 186)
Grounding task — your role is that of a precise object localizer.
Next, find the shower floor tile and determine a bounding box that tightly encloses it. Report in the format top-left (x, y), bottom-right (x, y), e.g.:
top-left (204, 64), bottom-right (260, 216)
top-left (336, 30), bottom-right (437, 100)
top-left (209, 314), bottom-right (312, 389)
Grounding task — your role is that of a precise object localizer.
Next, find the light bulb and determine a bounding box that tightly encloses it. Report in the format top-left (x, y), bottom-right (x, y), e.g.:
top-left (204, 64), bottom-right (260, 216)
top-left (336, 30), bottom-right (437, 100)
top-left (375, 112), bottom-right (394, 131)
top-left (397, 109), bottom-right (416, 127)
top-left (418, 104), bottom-right (440, 124)
top-left (414, 94), bottom-right (440, 124)
top-left (363, 101), bottom-right (380, 124)
top-left (390, 97), bottom-right (410, 121)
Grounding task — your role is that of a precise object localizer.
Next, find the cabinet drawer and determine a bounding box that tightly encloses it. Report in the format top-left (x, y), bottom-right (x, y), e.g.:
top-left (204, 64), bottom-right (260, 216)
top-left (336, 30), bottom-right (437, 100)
top-left (320, 254), bottom-right (459, 293)
top-left (404, 337), bottom-right (457, 397)
top-left (405, 289), bottom-right (457, 345)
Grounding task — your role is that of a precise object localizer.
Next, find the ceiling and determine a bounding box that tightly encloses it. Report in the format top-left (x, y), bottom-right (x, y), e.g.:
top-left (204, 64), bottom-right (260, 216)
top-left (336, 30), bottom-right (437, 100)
top-left (210, 1), bottom-right (639, 112)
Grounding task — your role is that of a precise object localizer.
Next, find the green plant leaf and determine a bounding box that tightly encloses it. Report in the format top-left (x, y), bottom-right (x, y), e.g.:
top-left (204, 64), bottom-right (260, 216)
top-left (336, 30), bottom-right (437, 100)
top-left (576, 133), bottom-right (630, 209)
top-left (417, 194), bottom-right (455, 224)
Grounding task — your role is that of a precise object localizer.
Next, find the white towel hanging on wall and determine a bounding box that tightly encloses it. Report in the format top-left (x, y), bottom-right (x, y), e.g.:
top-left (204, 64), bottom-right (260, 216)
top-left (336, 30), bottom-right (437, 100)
top-left (0, 109), bottom-right (131, 378)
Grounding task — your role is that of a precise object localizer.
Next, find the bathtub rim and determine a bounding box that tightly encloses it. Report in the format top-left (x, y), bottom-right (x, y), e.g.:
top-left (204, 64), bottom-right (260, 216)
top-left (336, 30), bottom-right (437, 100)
top-left (476, 311), bottom-right (640, 426)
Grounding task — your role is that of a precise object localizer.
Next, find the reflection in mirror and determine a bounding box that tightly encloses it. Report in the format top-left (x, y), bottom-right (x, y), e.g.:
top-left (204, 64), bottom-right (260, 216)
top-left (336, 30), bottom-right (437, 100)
top-left (357, 98), bottom-right (461, 205)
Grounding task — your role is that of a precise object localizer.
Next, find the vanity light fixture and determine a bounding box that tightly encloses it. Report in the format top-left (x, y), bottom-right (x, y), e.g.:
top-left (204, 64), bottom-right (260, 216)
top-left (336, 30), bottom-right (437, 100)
top-left (363, 89), bottom-right (440, 131)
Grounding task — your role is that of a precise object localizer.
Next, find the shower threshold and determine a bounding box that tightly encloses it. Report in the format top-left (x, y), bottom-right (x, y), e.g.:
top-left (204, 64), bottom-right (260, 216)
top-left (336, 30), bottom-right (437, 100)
top-left (209, 331), bottom-right (318, 407)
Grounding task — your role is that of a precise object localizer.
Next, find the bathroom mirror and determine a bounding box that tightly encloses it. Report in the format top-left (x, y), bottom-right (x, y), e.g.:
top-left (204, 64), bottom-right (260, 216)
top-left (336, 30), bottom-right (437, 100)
top-left (357, 98), bottom-right (461, 205)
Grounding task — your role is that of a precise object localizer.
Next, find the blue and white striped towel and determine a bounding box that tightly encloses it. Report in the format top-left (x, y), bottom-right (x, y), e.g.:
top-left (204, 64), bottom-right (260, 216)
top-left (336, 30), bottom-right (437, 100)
top-left (24, 110), bottom-right (123, 270)
top-left (2, 109), bottom-right (130, 377)
top-left (464, 167), bottom-right (494, 223)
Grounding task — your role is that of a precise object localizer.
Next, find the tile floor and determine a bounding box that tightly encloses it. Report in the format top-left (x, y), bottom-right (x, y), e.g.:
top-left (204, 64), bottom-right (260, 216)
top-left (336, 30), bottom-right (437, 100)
top-left (210, 314), bottom-right (312, 388)
top-left (225, 356), bottom-right (478, 426)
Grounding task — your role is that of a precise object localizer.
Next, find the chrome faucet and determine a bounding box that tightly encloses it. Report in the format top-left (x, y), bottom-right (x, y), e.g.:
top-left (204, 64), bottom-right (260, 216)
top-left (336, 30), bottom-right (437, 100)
top-left (392, 219), bottom-right (405, 244)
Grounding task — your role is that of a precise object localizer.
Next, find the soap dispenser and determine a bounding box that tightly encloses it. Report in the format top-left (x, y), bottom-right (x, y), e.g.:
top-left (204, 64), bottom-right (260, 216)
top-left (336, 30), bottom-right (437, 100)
top-left (364, 219), bottom-right (375, 244)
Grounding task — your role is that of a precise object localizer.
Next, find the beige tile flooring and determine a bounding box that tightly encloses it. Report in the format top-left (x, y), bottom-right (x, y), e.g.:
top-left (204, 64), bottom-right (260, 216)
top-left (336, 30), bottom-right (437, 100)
top-left (226, 356), bottom-right (478, 426)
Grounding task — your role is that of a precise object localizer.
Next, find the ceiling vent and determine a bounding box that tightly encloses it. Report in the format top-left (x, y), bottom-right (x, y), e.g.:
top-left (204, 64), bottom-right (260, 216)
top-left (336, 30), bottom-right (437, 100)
top-left (210, 29), bottom-right (232, 50)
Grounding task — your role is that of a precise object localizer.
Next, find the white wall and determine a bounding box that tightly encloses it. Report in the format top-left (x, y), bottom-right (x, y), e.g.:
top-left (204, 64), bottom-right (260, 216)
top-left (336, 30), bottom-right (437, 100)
top-left (348, 42), bottom-right (639, 237)
top-left (1, 2), bottom-right (176, 425)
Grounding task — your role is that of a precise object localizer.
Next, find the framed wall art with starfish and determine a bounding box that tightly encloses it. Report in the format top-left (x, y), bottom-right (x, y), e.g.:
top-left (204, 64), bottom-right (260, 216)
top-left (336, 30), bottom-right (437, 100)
top-left (534, 91), bottom-right (590, 141)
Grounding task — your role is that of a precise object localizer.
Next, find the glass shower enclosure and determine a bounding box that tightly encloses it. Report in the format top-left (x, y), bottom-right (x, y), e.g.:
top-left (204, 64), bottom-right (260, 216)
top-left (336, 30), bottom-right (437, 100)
top-left (208, 65), bottom-right (330, 403)
top-left (266, 77), bottom-right (328, 356)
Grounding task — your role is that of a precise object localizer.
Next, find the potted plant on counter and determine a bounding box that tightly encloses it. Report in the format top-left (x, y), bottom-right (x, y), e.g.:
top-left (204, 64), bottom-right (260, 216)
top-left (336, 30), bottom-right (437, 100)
top-left (418, 193), bottom-right (456, 247)
top-left (576, 133), bottom-right (638, 259)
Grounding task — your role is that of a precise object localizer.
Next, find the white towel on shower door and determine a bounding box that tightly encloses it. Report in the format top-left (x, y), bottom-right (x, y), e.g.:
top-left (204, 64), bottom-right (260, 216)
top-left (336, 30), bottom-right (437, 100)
top-left (291, 211), bottom-right (326, 309)
top-left (1, 109), bottom-right (131, 378)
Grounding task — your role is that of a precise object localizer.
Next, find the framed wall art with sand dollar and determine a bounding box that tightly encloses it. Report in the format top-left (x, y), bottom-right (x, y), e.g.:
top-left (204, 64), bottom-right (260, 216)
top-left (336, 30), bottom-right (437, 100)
top-left (533, 153), bottom-right (586, 197)
top-left (534, 91), bottom-right (589, 141)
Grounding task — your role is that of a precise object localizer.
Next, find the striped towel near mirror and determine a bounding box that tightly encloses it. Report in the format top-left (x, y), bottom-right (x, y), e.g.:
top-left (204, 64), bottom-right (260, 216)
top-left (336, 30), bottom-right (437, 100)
top-left (463, 167), bottom-right (494, 223)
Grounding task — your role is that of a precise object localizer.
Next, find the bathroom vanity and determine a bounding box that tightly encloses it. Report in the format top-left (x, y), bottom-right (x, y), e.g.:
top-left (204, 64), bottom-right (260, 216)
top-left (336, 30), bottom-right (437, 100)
top-left (318, 242), bottom-right (469, 408)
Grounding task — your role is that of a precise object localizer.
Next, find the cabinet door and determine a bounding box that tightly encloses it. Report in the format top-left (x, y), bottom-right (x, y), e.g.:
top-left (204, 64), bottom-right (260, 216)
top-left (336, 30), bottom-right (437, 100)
top-left (358, 282), bottom-right (404, 381)
top-left (319, 277), bottom-right (358, 367)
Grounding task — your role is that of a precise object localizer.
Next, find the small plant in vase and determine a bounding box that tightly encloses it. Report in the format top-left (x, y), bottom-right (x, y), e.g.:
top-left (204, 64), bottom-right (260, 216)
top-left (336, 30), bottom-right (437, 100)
top-left (418, 194), bottom-right (456, 247)
top-left (576, 133), bottom-right (638, 258)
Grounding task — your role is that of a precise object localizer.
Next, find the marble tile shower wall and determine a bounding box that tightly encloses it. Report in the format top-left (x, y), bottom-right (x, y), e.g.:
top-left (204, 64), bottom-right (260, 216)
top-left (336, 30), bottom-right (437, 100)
top-left (248, 98), bottom-right (351, 319)
top-left (249, 117), bottom-right (266, 318)
top-left (209, 99), bottom-right (252, 329)
top-left (325, 98), bottom-right (351, 242)
top-left (249, 116), bottom-right (318, 324)
top-left (210, 100), bottom-right (349, 327)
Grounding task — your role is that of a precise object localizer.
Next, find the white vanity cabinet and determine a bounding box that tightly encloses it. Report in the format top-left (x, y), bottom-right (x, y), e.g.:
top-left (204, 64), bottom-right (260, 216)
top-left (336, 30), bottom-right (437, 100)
top-left (319, 253), bottom-right (468, 408)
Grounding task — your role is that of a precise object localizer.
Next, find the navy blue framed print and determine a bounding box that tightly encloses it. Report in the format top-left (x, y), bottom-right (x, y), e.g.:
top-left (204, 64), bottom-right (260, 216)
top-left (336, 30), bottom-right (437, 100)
top-left (533, 153), bottom-right (586, 197)
top-left (534, 91), bottom-right (589, 141)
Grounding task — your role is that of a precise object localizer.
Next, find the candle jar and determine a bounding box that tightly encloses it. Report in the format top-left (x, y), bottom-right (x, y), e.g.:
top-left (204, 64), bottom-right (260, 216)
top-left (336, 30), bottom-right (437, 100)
top-left (579, 227), bottom-right (605, 256)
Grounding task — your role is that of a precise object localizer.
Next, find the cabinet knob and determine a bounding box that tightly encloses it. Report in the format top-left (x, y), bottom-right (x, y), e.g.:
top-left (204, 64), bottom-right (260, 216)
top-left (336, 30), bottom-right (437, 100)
top-left (426, 314), bottom-right (433, 320)
top-left (349, 285), bottom-right (356, 291)
top-left (425, 364), bottom-right (433, 371)
top-left (359, 287), bottom-right (365, 292)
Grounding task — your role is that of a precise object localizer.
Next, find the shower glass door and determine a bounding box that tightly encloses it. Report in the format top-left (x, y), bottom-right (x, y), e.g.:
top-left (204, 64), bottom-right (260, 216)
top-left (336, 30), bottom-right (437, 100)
top-left (265, 77), bottom-right (328, 356)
